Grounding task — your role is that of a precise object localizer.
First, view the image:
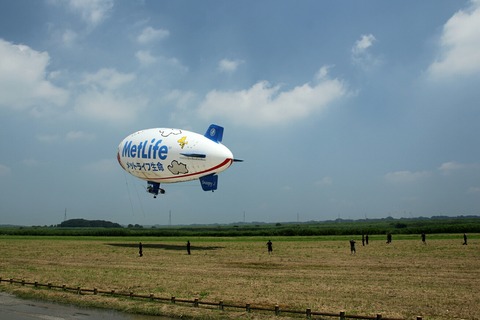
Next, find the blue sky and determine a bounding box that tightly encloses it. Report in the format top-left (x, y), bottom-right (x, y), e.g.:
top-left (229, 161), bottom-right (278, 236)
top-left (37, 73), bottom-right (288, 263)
top-left (1, 0), bottom-right (479, 226)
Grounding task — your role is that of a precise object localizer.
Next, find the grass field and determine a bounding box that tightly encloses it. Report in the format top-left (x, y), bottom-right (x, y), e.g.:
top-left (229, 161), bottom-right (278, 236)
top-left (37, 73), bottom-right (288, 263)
top-left (0, 234), bottom-right (479, 319)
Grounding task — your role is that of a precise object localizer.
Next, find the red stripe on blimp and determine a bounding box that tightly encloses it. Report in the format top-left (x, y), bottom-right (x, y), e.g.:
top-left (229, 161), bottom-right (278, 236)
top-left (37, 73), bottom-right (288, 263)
top-left (150, 158), bottom-right (233, 182)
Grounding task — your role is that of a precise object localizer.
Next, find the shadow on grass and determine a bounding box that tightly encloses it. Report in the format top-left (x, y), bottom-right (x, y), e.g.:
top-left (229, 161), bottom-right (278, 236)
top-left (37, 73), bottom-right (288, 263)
top-left (106, 243), bottom-right (224, 251)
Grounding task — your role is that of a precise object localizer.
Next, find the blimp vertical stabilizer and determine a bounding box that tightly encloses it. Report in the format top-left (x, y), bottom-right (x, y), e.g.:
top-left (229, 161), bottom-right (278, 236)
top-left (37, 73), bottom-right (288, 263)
top-left (204, 124), bottom-right (224, 143)
top-left (117, 124), bottom-right (239, 197)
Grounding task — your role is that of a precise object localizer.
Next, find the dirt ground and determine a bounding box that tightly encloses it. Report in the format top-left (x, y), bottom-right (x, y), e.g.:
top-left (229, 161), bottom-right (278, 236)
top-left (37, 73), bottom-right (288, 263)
top-left (0, 235), bottom-right (479, 319)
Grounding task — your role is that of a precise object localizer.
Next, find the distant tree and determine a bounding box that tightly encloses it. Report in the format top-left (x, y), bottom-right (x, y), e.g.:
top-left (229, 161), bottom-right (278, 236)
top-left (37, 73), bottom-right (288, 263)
top-left (59, 219), bottom-right (122, 228)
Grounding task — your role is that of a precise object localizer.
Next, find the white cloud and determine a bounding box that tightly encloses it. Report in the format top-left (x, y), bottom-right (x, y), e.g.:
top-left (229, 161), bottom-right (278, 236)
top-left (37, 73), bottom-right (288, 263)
top-left (83, 158), bottom-right (117, 174)
top-left (22, 159), bottom-right (40, 167)
top-left (218, 59), bottom-right (244, 74)
top-left (352, 34), bottom-right (376, 54)
top-left (468, 186), bottom-right (480, 194)
top-left (0, 39), bottom-right (68, 112)
top-left (81, 68), bottom-right (135, 90)
top-left (384, 170), bottom-right (431, 184)
top-left (315, 176), bottom-right (333, 187)
top-left (137, 26), bottom-right (170, 45)
top-left (0, 163), bottom-right (11, 176)
top-left (74, 90), bottom-right (147, 123)
top-left (62, 29), bottom-right (78, 47)
top-left (75, 68), bottom-right (147, 123)
top-left (66, 0), bottom-right (113, 28)
top-left (135, 50), bottom-right (157, 66)
top-left (351, 34), bottom-right (380, 69)
top-left (66, 131), bottom-right (95, 141)
top-left (164, 90), bottom-right (196, 110)
top-left (438, 161), bottom-right (466, 175)
top-left (36, 134), bottom-right (61, 143)
top-left (198, 67), bottom-right (348, 127)
top-left (36, 131), bottom-right (95, 143)
top-left (428, 0), bottom-right (480, 79)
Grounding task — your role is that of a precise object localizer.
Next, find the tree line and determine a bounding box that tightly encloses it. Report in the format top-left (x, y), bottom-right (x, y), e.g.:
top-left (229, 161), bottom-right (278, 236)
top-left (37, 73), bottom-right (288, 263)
top-left (0, 216), bottom-right (479, 237)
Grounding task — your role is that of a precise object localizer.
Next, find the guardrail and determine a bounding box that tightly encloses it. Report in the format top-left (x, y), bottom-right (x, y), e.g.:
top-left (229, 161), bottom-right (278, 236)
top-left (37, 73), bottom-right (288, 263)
top-left (0, 277), bottom-right (422, 320)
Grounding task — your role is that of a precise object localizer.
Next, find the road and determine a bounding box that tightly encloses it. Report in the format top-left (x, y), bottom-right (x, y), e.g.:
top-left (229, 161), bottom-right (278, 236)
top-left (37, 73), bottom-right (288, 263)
top-left (0, 292), bottom-right (171, 320)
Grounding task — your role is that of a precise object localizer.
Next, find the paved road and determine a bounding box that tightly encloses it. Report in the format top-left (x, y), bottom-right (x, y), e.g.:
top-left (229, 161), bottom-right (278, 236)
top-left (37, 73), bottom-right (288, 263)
top-left (0, 292), bottom-right (171, 320)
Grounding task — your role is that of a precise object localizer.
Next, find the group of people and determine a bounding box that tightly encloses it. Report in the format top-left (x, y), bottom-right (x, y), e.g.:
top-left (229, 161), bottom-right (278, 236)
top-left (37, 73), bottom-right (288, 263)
top-left (137, 233), bottom-right (470, 257)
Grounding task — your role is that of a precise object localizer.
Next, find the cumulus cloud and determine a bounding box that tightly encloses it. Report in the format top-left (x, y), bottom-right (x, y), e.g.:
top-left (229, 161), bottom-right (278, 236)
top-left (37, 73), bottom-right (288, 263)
top-left (22, 159), bottom-right (40, 167)
top-left (428, 0), bottom-right (480, 79)
top-left (0, 39), bottom-right (68, 112)
top-left (81, 68), bottom-right (135, 90)
top-left (352, 34), bottom-right (376, 54)
top-left (74, 90), bottom-right (147, 123)
top-left (36, 134), bottom-right (61, 143)
top-left (384, 170), bottom-right (431, 184)
top-left (64, 0), bottom-right (113, 28)
top-left (83, 158), bottom-right (117, 173)
top-left (315, 176), bottom-right (333, 187)
top-left (66, 130), bottom-right (95, 141)
top-left (351, 34), bottom-right (381, 69)
top-left (438, 161), bottom-right (466, 174)
top-left (62, 29), bottom-right (78, 47)
top-left (0, 163), bottom-right (11, 176)
top-left (468, 186), bottom-right (480, 194)
top-left (137, 26), bottom-right (170, 44)
top-left (36, 131), bottom-right (95, 143)
top-left (74, 68), bottom-right (147, 123)
top-left (197, 67), bottom-right (348, 127)
top-left (135, 50), bottom-right (157, 66)
top-left (218, 59), bottom-right (244, 74)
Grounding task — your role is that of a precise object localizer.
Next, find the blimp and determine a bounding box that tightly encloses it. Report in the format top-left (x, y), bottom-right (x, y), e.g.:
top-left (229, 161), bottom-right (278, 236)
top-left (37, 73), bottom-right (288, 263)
top-left (117, 124), bottom-right (241, 197)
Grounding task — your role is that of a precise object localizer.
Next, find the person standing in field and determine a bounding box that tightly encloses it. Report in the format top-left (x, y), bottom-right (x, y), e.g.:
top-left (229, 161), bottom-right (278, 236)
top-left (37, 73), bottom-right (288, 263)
top-left (362, 234), bottom-right (365, 246)
top-left (463, 233), bottom-right (468, 245)
top-left (421, 232), bottom-right (426, 244)
top-left (350, 239), bottom-right (356, 254)
top-left (187, 240), bottom-right (191, 255)
top-left (386, 233), bottom-right (392, 244)
top-left (139, 242), bottom-right (143, 257)
top-left (267, 240), bottom-right (273, 254)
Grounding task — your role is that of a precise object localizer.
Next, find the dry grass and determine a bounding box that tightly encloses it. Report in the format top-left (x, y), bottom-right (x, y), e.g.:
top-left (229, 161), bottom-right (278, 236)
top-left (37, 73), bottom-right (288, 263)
top-left (0, 235), bottom-right (479, 319)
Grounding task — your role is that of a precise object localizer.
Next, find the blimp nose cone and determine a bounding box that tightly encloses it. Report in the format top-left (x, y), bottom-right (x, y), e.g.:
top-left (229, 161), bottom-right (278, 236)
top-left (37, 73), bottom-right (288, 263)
top-left (217, 144), bottom-right (233, 160)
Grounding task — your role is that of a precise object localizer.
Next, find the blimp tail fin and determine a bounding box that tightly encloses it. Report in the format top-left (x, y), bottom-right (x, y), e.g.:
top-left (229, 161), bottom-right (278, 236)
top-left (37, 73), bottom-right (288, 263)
top-left (204, 124), bottom-right (224, 143)
top-left (200, 174), bottom-right (218, 192)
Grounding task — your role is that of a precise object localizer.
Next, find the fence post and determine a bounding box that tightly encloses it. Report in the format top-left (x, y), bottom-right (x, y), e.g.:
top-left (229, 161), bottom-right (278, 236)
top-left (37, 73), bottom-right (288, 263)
top-left (246, 303), bottom-right (251, 313)
top-left (306, 308), bottom-right (312, 319)
top-left (275, 305), bottom-right (280, 315)
top-left (94, 288), bottom-right (97, 295)
top-left (194, 298), bottom-right (199, 307)
top-left (339, 310), bottom-right (346, 320)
